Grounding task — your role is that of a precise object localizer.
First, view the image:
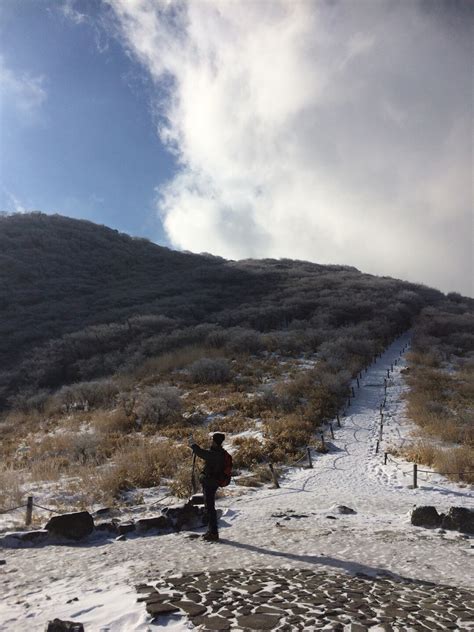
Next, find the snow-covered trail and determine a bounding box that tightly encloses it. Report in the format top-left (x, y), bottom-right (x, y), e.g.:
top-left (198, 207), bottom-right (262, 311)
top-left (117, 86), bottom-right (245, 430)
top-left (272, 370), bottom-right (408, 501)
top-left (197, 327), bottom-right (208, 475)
top-left (1, 334), bottom-right (473, 631)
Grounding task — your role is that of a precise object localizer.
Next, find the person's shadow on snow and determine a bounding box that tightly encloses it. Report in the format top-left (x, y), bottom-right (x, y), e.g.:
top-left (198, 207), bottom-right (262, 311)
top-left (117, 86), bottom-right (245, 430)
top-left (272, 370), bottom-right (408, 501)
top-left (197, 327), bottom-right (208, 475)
top-left (219, 539), bottom-right (411, 583)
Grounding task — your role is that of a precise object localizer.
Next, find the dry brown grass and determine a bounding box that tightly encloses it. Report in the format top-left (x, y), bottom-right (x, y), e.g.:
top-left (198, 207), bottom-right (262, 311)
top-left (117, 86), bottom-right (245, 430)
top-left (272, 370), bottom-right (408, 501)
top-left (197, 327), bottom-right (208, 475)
top-left (403, 347), bottom-right (474, 485)
top-left (235, 463), bottom-right (283, 487)
top-left (168, 460), bottom-right (194, 499)
top-left (232, 436), bottom-right (267, 469)
top-left (78, 439), bottom-right (188, 502)
top-left (207, 414), bottom-right (254, 434)
top-left (92, 408), bottom-right (137, 435)
top-left (133, 346), bottom-right (225, 383)
top-left (235, 475), bottom-right (263, 487)
top-left (264, 415), bottom-right (314, 461)
top-left (0, 467), bottom-right (23, 511)
top-left (405, 358), bottom-right (474, 447)
top-left (401, 441), bottom-right (474, 484)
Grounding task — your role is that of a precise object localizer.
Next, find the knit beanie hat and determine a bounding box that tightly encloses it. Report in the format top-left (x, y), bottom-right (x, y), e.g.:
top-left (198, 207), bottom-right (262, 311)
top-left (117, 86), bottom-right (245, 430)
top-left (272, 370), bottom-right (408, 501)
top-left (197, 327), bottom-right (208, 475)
top-left (212, 433), bottom-right (225, 446)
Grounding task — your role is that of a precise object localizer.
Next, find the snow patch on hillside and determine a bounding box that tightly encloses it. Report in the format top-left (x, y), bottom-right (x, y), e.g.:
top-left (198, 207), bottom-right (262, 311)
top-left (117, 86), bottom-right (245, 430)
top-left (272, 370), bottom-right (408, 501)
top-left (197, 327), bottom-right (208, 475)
top-left (1, 333), bottom-right (472, 631)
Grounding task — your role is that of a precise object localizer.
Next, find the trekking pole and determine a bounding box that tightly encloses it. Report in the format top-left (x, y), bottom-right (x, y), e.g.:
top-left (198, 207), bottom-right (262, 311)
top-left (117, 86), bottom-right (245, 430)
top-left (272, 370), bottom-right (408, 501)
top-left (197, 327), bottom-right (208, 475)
top-left (191, 454), bottom-right (197, 495)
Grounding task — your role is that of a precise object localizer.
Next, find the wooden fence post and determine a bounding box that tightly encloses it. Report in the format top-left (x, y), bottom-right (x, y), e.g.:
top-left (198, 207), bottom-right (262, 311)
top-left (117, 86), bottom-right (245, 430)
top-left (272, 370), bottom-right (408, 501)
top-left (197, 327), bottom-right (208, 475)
top-left (329, 423), bottom-right (334, 439)
top-left (320, 432), bottom-right (326, 451)
top-left (356, 377), bottom-right (360, 388)
top-left (336, 413), bottom-right (341, 428)
top-left (307, 447), bottom-right (313, 469)
top-left (413, 463), bottom-right (418, 488)
top-left (351, 387), bottom-right (355, 397)
top-left (269, 463), bottom-right (280, 488)
top-left (387, 368), bottom-right (390, 378)
top-left (384, 452), bottom-right (388, 465)
top-left (375, 440), bottom-right (380, 454)
top-left (25, 496), bottom-right (33, 527)
top-left (347, 397), bottom-right (351, 407)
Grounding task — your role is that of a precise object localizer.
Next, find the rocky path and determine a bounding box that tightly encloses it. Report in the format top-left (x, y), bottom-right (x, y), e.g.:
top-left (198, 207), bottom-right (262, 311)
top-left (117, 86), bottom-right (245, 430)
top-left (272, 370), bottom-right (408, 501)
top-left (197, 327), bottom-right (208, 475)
top-left (139, 566), bottom-right (474, 631)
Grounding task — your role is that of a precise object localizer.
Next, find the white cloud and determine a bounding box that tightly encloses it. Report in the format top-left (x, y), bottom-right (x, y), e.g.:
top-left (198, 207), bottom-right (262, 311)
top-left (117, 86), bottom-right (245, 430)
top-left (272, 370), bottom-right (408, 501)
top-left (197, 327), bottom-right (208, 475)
top-left (59, 0), bottom-right (87, 25)
top-left (2, 190), bottom-right (30, 214)
top-left (109, 0), bottom-right (473, 296)
top-left (0, 56), bottom-right (47, 116)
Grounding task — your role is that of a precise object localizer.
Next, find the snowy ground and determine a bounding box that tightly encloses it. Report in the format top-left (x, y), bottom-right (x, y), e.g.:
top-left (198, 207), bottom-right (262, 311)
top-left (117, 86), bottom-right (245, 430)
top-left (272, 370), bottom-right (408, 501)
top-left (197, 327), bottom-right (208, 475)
top-left (1, 333), bottom-right (473, 631)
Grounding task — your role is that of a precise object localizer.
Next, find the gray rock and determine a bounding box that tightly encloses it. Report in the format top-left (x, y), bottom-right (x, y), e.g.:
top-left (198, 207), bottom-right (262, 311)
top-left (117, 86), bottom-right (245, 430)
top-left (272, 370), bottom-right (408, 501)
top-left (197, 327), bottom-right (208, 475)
top-left (191, 615), bottom-right (230, 630)
top-left (2, 530), bottom-right (49, 546)
top-left (45, 512), bottom-right (94, 541)
top-left (146, 601), bottom-right (180, 616)
top-left (45, 619), bottom-right (84, 631)
top-left (94, 521), bottom-right (118, 534)
top-left (144, 592), bottom-right (170, 604)
top-left (237, 614), bottom-right (282, 629)
top-left (336, 505), bottom-right (357, 514)
top-left (411, 506), bottom-right (441, 528)
top-left (163, 502), bottom-right (206, 531)
top-left (93, 507), bottom-right (120, 517)
top-left (136, 515), bottom-right (172, 533)
top-left (173, 600), bottom-right (207, 616)
top-left (442, 507), bottom-right (474, 534)
top-left (116, 522), bottom-right (135, 535)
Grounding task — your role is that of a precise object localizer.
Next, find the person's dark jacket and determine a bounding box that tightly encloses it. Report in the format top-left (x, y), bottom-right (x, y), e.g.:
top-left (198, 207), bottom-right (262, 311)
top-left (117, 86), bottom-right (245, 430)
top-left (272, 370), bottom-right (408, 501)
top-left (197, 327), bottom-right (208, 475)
top-left (191, 444), bottom-right (225, 486)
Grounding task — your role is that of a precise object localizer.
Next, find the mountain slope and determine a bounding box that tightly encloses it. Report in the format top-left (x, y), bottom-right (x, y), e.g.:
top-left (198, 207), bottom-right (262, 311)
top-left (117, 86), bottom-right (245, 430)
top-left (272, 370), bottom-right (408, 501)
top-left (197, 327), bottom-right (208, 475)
top-left (0, 212), bottom-right (444, 408)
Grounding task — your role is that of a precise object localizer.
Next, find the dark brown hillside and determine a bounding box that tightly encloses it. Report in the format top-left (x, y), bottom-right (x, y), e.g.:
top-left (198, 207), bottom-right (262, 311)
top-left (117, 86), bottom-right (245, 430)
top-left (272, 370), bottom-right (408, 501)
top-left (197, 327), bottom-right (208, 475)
top-left (0, 212), bottom-right (444, 409)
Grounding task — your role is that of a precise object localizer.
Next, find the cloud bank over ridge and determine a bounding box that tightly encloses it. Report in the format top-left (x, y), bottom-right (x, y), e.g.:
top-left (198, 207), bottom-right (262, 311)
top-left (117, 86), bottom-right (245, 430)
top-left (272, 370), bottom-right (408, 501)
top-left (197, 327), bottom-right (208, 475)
top-left (109, 0), bottom-right (472, 295)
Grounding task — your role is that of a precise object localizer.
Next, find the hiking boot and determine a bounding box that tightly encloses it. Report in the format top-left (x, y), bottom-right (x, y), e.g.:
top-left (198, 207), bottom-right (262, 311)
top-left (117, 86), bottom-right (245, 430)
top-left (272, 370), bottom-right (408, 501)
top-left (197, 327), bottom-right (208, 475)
top-left (202, 532), bottom-right (219, 542)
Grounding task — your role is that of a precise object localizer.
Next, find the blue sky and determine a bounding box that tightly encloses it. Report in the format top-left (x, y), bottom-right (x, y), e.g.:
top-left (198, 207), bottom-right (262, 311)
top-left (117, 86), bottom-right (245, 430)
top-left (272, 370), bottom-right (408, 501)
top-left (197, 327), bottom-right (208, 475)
top-left (0, 0), bottom-right (174, 243)
top-left (0, 1), bottom-right (472, 296)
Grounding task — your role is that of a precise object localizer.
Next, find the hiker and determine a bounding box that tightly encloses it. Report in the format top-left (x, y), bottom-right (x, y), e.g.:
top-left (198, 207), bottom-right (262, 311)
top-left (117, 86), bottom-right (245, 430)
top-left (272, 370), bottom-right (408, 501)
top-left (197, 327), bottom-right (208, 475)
top-left (189, 432), bottom-right (226, 541)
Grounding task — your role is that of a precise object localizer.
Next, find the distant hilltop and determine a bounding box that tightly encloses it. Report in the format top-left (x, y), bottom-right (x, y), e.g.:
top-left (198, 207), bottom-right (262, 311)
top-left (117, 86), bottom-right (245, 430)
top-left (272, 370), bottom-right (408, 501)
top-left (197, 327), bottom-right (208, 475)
top-left (0, 211), bottom-right (452, 408)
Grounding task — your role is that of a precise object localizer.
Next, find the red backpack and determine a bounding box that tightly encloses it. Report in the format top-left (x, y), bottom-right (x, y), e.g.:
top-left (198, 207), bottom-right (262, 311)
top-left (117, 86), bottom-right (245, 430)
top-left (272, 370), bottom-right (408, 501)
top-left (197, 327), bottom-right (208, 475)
top-left (217, 450), bottom-right (233, 487)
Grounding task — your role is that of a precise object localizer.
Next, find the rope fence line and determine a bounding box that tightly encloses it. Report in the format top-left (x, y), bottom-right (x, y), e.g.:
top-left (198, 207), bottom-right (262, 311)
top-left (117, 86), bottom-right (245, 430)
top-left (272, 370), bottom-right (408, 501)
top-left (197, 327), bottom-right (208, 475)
top-left (417, 469), bottom-right (474, 475)
top-left (0, 503), bottom-right (27, 515)
top-left (288, 342), bottom-right (408, 473)
top-left (32, 502), bottom-right (61, 514)
top-left (0, 497), bottom-right (60, 526)
top-left (283, 338), bottom-right (473, 490)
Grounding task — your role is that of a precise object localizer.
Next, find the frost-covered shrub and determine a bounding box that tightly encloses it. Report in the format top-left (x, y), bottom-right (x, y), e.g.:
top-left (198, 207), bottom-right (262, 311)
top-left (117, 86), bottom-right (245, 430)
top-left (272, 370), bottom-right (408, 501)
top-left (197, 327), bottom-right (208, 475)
top-left (8, 389), bottom-right (50, 413)
top-left (48, 379), bottom-right (119, 413)
top-left (188, 358), bottom-right (231, 384)
top-left (226, 328), bottom-right (264, 354)
top-left (136, 385), bottom-right (182, 426)
top-left (70, 432), bottom-right (101, 464)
